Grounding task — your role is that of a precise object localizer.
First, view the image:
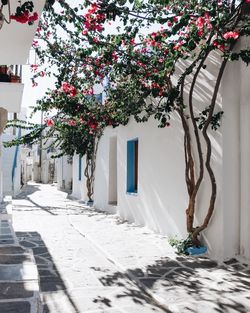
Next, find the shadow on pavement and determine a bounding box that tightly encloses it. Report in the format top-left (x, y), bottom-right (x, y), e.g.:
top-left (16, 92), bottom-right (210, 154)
top-left (16, 231), bottom-right (171, 313)
top-left (15, 184), bottom-right (41, 199)
top-left (99, 256), bottom-right (250, 313)
top-left (16, 231), bottom-right (81, 313)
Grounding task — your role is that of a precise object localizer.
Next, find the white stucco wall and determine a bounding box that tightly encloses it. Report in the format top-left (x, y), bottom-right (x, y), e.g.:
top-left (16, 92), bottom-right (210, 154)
top-left (94, 127), bottom-right (119, 213)
top-left (71, 154), bottom-right (88, 201)
top-left (2, 134), bottom-right (21, 197)
top-left (71, 41), bottom-right (250, 260)
top-left (93, 114), bottom-right (224, 258)
top-left (239, 38), bottom-right (250, 259)
top-left (57, 156), bottom-right (73, 191)
top-left (91, 52), bottom-right (227, 259)
top-left (0, 138), bottom-right (3, 202)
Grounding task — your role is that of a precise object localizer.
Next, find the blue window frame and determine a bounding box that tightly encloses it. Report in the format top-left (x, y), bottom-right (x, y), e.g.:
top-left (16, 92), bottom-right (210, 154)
top-left (78, 155), bottom-right (82, 181)
top-left (127, 139), bottom-right (138, 193)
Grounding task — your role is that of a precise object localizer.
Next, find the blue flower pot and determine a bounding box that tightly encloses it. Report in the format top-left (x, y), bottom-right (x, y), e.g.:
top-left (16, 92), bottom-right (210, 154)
top-left (86, 200), bottom-right (94, 207)
top-left (186, 246), bottom-right (207, 255)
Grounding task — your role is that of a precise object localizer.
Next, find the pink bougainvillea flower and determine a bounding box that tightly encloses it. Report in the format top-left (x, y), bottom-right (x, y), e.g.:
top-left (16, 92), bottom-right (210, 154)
top-left (61, 82), bottom-right (77, 97)
top-left (68, 120), bottom-right (77, 126)
top-left (88, 121), bottom-right (98, 130)
top-left (31, 64), bottom-right (38, 72)
top-left (173, 42), bottom-right (182, 51)
top-left (47, 119), bottom-right (54, 127)
top-left (11, 11), bottom-right (38, 25)
top-left (197, 30), bottom-right (203, 37)
top-left (28, 12), bottom-right (38, 23)
top-left (223, 31), bottom-right (239, 40)
top-left (89, 88), bottom-right (94, 95)
top-left (112, 52), bottom-right (118, 61)
top-left (10, 11), bottom-right (29, 23)
top-left (32, 40), bottom-right (39, 48)
top-left (83, 88), bottom-right (94, 95)
top-left (196, 16), bottom-right (205, 30)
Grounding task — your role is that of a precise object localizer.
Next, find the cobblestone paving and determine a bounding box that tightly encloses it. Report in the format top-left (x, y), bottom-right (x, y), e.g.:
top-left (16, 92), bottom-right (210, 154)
top-left (13, 183), bottom-right (250, 313)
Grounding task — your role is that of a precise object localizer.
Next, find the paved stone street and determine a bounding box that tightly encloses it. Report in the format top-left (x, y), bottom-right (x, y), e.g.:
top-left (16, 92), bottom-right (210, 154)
top-left (12, 183), bottom-right (250, 313)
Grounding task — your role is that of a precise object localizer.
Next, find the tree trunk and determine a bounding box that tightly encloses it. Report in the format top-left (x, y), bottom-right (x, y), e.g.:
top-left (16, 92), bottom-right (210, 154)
top-left (84, 136), bottom-right (100, 202)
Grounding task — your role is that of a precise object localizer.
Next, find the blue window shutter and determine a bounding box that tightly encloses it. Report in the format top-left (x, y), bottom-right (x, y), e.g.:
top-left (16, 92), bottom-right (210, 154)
top-left (79, 156), bottom-right (82, 181)
top-left (127, 139), bottom-right (138, 193)
top-left (127, 141), bottom-right (135, 192)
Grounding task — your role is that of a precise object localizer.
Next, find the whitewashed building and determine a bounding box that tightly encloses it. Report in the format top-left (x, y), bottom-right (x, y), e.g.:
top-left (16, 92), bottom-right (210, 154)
top-left (2, 108), bottom-right (28, 196)
top-left (71, 39), bottom-right (250, 261)
top-left (57, 155), bottom-right (73, 192)
top-left (20, 145), bottom-right (33, 186)
top-left (0, 0), bottom-right (46, 201)
top-left (31, 135), bottom-right (57, 184)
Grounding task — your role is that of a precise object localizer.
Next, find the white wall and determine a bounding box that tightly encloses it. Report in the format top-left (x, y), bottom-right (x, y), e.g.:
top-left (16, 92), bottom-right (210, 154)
top-left (91, 51), bottom-right (227, 259)
top-left (0, 0), bottom-right (46, 65)
top-left (94, 127), bottom-right (118, 213)
top-left (0, 137), bottom-right (3, 202)
top-left (92, 113), bottom-right (225, 259)
top-left (72, 42), bottom-right (250, 260)
top-left (20, 148), bottom-right (33, 185)
top-left (2, 134), bottom-right (21, 197)
top-left (71, 154), bottom-right (88, 201)
top-left (239, 38), bottom-right (250, 259)
top-left (220, 60), bottom-right (241, 259)
top-left (57, 156), bottom-right (73, 191)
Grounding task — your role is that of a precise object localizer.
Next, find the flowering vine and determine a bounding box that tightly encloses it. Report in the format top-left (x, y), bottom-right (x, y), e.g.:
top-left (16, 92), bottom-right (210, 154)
top-left (5, 0), bottom-right (250, 245)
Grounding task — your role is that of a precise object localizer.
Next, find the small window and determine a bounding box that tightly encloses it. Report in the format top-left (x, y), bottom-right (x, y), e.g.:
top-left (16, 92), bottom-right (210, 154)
top-left (127, 139), bottom-right (138, 193)
top-left (78, 156), bottom-right (82, 181)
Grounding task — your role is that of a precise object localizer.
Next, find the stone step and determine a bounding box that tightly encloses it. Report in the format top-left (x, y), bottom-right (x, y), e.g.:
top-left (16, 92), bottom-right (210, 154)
top-left (0, 301), bottom-right (32, 313)
top-left (0, 264), bottom-right (38, 282)
top-left (0, 281), bottom-right (38, 299)
top-left (0, 254), bottom-right (34, 264)
top-left (0, 198), bottom-right (42, 313)
top-left (0, 246), bottom-right (28, 255)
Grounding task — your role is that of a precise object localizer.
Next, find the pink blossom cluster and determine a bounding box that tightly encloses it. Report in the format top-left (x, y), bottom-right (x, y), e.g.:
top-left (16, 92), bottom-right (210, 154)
top-left (82, 88), bottom-right (94, 95)
top-left (223, 31), bottom-right (239, 40)
top-left (46, 119), bottom-right (54, 127)
top-left (10, 11), bottom-right (38, 24)
top-left (82, 2), bottom-right (105, 34)
top-left (195, 13), bottom-right (212, 37)
top-left (68, 119), bottom-right (77, 126)
top-left (61, 82), bottom-right (77, 97)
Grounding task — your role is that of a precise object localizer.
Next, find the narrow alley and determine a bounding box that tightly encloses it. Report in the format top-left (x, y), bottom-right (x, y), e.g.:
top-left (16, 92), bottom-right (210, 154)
top-left (12, 183), bottom-right (250, 313)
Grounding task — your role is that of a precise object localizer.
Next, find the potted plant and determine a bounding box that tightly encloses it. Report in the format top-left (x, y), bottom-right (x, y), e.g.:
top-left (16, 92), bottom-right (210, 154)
top-left (169, 234), bottom-right (208, 255)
